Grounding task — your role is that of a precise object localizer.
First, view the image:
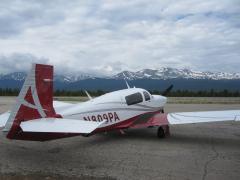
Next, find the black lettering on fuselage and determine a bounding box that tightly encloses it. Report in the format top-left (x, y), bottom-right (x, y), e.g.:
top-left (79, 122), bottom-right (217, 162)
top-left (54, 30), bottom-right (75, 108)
top-left (97, 115), bottom-right (103, 122)
top-left (108, 113), bottom-right (113, 122)
top-left (83, 112), bottom-right (120, 123)
top-left (114, 112), bottom-right (120, 121)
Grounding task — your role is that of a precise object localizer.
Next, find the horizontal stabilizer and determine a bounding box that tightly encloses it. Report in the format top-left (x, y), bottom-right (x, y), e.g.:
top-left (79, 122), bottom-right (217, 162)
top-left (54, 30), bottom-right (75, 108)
top-left (0, 111), bottom-right (10, 129)
top-left (168, 110), bottom-right (240, 125)
top-left (20, 118), bottom-right (106, 134)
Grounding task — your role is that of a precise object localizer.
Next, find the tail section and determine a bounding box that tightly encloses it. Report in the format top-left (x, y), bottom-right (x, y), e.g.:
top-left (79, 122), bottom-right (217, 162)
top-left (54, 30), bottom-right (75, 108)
top-left (4, 64), bottom-right (61, 140)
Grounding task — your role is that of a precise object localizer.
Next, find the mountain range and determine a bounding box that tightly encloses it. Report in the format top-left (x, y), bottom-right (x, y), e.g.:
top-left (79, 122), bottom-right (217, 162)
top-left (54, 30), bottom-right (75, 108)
top-left (0, 67), bottom-right (240, 91)
top-left (1, 67), bottom-right (240, 82)
top-left (113, 68), bottom-right (240, 80)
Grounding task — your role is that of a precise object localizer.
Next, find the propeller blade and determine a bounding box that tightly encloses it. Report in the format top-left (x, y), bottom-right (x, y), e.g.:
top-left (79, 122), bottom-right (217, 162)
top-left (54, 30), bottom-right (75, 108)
top-left (162, 85), bottom-right (173, 96)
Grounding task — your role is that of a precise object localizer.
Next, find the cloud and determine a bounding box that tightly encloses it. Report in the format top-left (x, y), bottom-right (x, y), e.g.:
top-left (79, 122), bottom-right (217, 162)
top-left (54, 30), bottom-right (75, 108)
top-left (0, 0), bottom-right (66, 38)
top-left (0, 53), bottom-right (49, 74)
top-left (0, 0), bottom-right (239, 75)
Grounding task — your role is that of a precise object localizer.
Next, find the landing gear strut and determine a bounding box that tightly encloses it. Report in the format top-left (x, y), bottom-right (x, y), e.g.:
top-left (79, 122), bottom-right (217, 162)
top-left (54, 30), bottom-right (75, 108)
top-left (82, 133), bottom-right (91, 137)
top-left (157, 127), bottom-right (165, 138)
top-left (157, 125), bottom-right (170, 138)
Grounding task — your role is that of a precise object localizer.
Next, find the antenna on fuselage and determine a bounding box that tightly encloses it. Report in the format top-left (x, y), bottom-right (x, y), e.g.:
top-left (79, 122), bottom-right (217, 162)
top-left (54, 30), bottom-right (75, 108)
top-left (125, 80), bottom-right (130, 89)
top-left (84, 90), bottom-right (92, 100)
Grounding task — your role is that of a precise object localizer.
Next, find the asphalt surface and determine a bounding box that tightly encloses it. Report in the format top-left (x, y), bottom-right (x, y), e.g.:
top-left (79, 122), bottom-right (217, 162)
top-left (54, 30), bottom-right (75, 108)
top-left (0, 97), bottom-right (239, 180)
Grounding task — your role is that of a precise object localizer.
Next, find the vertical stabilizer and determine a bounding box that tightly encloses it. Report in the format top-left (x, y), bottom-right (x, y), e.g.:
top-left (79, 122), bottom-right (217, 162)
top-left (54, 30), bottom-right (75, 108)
top-left (4, 64), bottom-right (60, 140)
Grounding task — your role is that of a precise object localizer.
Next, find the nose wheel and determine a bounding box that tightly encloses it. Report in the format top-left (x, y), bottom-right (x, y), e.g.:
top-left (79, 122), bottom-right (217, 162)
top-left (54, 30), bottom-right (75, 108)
top-left (157, 127), bottom-right (165, 138)
top-left (161, 109), bottom-right (164, 113)
top-left (157, 125), bottom-right (170, 138)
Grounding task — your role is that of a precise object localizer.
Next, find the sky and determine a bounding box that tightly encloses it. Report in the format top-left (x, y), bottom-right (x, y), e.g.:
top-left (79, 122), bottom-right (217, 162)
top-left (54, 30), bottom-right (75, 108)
top-left (0, 0), bottom-right (239, 75)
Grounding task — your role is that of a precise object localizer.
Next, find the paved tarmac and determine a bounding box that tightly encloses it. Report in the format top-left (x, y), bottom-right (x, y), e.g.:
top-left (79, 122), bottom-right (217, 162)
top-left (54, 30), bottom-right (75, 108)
top-left (0, 97), bottom-right (239, 180)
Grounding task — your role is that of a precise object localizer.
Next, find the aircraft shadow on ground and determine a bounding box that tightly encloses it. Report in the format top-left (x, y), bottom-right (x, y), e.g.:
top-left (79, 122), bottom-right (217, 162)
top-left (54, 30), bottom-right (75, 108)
top-left (1, 128), bottom-right (239, 158)
top-left (168, 134), bottom-right (240, 148)
top-left (73, 128), bottom-right (240, 149)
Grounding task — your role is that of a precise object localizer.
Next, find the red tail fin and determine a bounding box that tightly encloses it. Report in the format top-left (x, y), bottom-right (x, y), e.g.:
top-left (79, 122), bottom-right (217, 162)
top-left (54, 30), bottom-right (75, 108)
top-left (4, 64), bottom-right (60, 139)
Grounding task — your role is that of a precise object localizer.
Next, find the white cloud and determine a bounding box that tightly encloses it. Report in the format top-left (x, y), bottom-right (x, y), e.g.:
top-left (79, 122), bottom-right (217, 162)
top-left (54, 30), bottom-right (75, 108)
top-left (0, 53), bottom-right (49, 74)
top-left (0, 0), bottom-right (239, 75)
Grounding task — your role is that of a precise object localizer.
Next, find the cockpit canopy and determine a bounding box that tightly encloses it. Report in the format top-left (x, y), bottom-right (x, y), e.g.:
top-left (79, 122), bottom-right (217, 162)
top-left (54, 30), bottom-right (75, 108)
top-left (125, 91), bottom-right (151, 105)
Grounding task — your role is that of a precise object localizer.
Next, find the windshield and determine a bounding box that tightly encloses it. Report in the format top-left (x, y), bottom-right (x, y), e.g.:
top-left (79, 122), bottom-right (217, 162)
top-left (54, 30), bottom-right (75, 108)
top-left (143, 91), bottom-right (150, 101)
top-left (125, 92), bottom-right (143, 105)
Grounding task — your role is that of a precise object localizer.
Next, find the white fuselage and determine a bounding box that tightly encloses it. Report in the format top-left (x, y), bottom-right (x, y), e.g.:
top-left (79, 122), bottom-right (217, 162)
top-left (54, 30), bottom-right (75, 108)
top-left (54, 88), bottom-right (167, 128)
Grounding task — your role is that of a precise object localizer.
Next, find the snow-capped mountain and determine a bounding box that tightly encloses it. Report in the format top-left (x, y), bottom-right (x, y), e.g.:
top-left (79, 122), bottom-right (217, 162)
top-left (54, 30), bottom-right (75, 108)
top-left (0, 67), bottom-right (239, 82)
top-left (0, 72), bottom-right (27, 81)
top-left (0, 72), bottom-right (95, 82)
top-left (1, 68), bottom-right (240, 91)
top-left (54, 74), bottom-right (95, 83)
top-left (113, 68), bottom-right (240, 80)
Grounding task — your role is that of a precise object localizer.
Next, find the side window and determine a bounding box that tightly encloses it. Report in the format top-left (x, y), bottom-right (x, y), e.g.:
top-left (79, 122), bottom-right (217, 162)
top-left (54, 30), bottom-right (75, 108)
top-left (125, 92), bottom-right (143, 105)
top-left (143, 91), bottom-right (150, 101)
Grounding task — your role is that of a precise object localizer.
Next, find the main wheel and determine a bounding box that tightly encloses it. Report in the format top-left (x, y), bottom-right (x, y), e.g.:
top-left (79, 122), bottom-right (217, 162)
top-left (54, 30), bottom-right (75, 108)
top-left (157, 127), bottom-right (165, 138)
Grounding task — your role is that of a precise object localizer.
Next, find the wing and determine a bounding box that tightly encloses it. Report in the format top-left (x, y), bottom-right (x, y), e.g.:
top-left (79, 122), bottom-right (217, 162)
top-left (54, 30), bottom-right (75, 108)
top-left (167, 110), bottom-right (240, 125)
top-left (0, 111), bottom-right (10, 129)
top-left (20, 118), bottom-right (106, 134)
top-left (123, 110), bottom-right (240, 129)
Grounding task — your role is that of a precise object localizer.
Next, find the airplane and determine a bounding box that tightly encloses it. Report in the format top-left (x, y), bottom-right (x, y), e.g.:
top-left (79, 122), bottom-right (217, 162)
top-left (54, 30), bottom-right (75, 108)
top-left (0, 64), bottom-right (239, 141)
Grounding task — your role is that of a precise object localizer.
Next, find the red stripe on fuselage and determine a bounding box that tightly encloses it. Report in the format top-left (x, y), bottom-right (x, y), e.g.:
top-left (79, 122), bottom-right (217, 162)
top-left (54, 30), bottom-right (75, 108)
top-left (93, 110), bottom-right (167, 133)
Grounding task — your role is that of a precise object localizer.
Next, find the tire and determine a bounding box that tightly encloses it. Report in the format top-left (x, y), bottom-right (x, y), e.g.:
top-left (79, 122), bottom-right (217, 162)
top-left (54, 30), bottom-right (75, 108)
top-left (157, 127), bottom-right (165, 138)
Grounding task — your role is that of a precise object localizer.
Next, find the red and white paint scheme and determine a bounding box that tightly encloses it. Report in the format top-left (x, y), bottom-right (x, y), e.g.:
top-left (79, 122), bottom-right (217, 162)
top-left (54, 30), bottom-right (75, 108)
top-left (0, 64), bottom-right (239, 141)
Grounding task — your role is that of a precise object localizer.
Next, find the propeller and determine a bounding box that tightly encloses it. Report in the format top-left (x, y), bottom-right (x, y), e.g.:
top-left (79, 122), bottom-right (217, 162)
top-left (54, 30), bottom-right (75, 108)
top-left (161, 85), bottom-right (173, 113)
top-left (162, 84), bottom-right (173, 96)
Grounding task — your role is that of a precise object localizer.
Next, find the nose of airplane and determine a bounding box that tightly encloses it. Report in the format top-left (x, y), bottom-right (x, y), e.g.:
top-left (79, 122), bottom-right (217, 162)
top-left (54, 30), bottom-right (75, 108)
top-left (152, 95), bottom-right (167, 107)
